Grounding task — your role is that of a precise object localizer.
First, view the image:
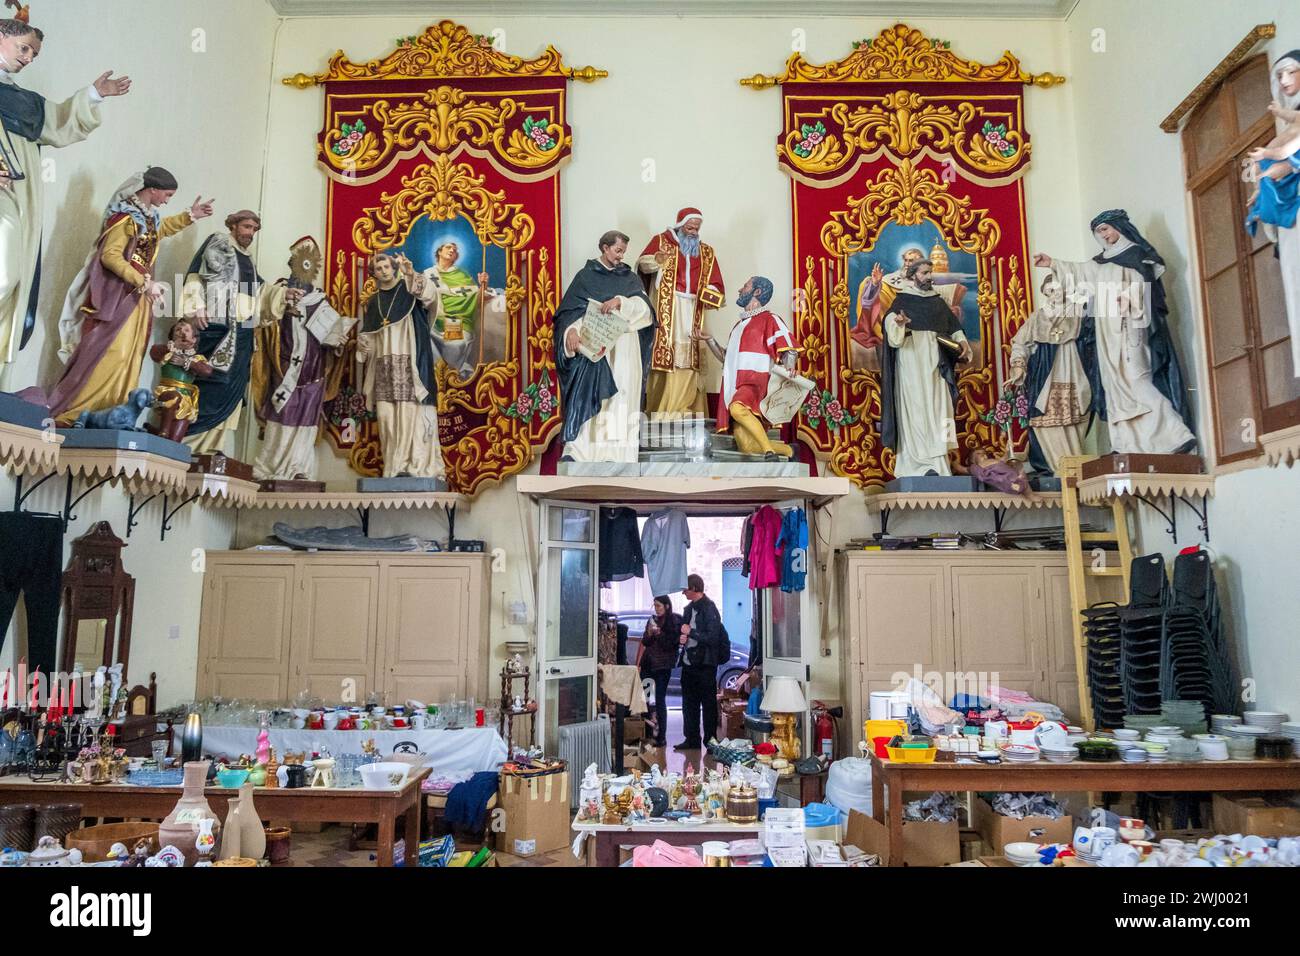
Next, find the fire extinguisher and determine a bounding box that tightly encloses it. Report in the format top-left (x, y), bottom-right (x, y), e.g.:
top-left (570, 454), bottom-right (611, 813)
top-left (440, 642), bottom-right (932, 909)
top-left (812, 701), bottom-right (842, 761)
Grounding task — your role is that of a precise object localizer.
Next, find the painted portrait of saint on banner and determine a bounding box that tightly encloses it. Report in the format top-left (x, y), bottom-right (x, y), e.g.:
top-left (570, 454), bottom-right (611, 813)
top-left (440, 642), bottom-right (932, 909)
top-left (847, 221), bottom-right (988, 372)
top-left (394, 213), bottom-right (512, 369)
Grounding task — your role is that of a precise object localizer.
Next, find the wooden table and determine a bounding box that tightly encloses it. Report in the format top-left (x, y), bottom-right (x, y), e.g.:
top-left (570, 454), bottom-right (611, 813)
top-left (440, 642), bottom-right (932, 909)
top-left (869, 754), bottom-right (1300, 867)
top-left (573, 818), bottom-right (760, 867)
top-left (0, 769), bottom-right (429, 867)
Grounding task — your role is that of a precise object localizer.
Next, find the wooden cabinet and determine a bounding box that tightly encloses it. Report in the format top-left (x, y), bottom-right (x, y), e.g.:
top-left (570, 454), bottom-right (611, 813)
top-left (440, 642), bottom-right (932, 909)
top-left (197, 552), bottom-right (490, 706)
top-left (841, 552), bottom-right (1086, 738)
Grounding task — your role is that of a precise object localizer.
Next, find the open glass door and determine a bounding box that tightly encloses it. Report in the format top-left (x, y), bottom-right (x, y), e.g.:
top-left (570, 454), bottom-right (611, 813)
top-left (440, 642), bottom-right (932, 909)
top-left (761, 499), bottom-right (814, 754)
top-left (536, 501), bottom-right (600, 753)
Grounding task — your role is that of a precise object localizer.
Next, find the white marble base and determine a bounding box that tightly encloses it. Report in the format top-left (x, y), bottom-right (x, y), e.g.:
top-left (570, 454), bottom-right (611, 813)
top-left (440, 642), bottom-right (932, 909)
top-left (557, 461), bottom-right (643, 477)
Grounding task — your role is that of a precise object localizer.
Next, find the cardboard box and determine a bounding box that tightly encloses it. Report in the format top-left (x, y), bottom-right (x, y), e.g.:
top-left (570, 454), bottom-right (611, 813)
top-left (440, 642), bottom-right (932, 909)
top-left (844, 809), bottom-right (961, 867)
top-left (972, 797), bottom-right (1074, 851)
top-left (622, 717), bottom-right (645, 744)
top-left (1212, 793), bottom-right (1300, 837)
top-left (495, 770), bottom-right (571, 856)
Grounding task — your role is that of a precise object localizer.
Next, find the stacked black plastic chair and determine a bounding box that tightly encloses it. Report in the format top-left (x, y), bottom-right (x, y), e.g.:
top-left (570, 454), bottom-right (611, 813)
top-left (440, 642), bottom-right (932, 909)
top-left (1119, 554), bottom-right (1169, 716)
top-left (1160, 550), bottom-right (1232, 718)
top-left (1082, 601), bottom-right (1125, 728)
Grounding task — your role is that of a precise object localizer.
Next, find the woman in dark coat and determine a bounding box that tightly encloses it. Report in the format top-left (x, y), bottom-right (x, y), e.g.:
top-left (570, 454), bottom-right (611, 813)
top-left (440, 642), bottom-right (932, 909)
top-left (637, 595), bottom-right (682, 747)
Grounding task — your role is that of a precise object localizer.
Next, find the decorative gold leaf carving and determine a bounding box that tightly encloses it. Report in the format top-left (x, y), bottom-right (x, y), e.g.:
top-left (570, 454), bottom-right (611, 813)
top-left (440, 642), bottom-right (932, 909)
top-left (285, 19), bottom-right (606, 86)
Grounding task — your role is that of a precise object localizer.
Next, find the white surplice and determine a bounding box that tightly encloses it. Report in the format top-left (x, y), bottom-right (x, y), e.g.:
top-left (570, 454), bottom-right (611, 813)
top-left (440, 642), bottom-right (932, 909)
top-left (1051, 259), bottom-right (1194, 455)
top-left (562, 295), bottom-right (653, 463)
top-left (885, 312), bottom-right (967, 477)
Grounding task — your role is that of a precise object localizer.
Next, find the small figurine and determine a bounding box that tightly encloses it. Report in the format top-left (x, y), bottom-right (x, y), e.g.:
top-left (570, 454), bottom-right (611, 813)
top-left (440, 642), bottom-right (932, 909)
top-left (106, 842), bottom-right (130, 866)
top-left (601, 790), bottom-right (625, 825)
top-left (145, 845), bottom-right (184, 867)
top-left (309, 756), bottom-right (334, 788)
top-left (682, 764), bottom-right (701, 814)
top-left (149, 318), bottom-right (213, 442)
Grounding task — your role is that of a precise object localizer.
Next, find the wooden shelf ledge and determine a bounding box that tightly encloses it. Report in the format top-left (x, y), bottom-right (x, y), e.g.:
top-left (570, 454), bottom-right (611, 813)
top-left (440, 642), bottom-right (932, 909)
top-left (244, 490), bottom-right (468, 512)
top-left (1077, 472), bottom-right (1216, 505)
top-left (1260, 424), bottom-right (1300, 468)
top-left (0, 420), bottom-right (62, 474)
top-left (866, 491), bottom-right (1063, 512)
top-left (184, 473), bottom-right (263, 508)
top-left (517, 474), bottom-right (852, 509)
top-left (58, 447), bottom-right (192, 494)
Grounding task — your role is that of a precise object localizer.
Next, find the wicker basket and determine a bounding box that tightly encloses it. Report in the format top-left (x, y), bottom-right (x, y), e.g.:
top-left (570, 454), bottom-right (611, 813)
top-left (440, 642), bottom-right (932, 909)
top-left (66, 822), bottom-right (159, 861)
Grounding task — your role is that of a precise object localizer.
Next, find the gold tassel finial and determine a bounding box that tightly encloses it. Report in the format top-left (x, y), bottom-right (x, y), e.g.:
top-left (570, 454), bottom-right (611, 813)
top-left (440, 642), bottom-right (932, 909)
top-left (1028, 72), bottom-right (1066, 89)
top-left (569, 66), bottom-right (608, 83)
top-left (740, 73), bottom-right (779, 90)
top-left (282, 73), bottom-right (320, 90)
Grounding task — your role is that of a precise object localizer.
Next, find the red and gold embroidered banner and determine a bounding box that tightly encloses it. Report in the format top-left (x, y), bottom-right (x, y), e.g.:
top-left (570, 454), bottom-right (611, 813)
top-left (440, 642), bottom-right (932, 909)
top-left (746, 24), bottom-right (1063, 487)
top-left (287, 20), bottom-right (604, 495)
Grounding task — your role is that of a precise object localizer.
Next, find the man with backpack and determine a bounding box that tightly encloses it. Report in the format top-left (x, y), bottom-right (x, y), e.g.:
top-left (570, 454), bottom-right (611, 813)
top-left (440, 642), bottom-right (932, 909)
top-left (676, 573), bottom-right (726, 751)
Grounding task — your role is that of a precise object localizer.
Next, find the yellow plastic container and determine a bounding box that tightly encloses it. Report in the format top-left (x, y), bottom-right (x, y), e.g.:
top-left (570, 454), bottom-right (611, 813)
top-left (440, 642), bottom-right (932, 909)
top-left (886, 745), bottom-right (938, 763)
top-left (866, 719), bottom-right (907, 742)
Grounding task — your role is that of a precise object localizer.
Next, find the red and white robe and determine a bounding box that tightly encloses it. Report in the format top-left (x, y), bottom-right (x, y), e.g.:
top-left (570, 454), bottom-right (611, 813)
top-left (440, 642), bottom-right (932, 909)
top-left (717, 308), bottom-right (798, 431)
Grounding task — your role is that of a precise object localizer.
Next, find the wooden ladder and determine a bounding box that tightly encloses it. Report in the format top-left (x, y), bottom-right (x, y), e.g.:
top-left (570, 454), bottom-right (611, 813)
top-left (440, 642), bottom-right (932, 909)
top-left (1060, 455), bottom-right (1134, 732)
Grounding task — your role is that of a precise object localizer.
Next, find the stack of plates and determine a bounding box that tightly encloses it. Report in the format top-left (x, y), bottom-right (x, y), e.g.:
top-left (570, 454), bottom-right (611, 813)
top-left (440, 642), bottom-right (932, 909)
top-left (1228, 737), bottom-right (1257, 760)
top-left (1281, 722), bottom-right (1300, 757)
top-left (1243, 711), bottom-right (1288, 733)
top-left (1168, 738), bottom-right (1203, 762)
top-left (1004, 842), bottom-right (1045, 867)
top-left (1160, 700), bottom-right (1208, 737)
top-left (999, 743), bottom-right (1040, 763)
top-left (1042, 745), bottom-right (1078, 764)
top-left (1121, 746), bottom-right (1148, 763)
top-left (1211, 714), bottom-right (1242, 734)
top-left (1141, 743), bottom-right (1169, 762)
top-left (1227, 724), bottom-right (1271, 740)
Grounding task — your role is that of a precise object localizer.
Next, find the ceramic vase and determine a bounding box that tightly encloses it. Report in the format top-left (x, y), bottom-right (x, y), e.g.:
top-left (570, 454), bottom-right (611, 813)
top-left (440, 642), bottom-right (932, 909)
top-left (158, 761), bottom-right (221, 866)
top-left (232, 782), bottom-right (265, 860)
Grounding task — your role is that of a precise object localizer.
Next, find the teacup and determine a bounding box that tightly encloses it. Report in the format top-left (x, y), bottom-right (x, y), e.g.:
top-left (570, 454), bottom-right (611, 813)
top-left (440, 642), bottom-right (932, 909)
top-left (1091, 827), bottom-right (1117, 853)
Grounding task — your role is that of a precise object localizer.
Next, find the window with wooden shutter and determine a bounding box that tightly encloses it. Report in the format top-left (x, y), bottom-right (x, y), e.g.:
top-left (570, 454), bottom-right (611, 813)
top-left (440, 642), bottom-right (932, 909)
top-left (1185, 54), bottom-right (1300, 465)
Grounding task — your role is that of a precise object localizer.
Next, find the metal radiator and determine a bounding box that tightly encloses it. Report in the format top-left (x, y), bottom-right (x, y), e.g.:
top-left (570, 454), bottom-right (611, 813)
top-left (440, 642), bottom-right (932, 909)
top-left (558, 715), bottom-right (611, 806)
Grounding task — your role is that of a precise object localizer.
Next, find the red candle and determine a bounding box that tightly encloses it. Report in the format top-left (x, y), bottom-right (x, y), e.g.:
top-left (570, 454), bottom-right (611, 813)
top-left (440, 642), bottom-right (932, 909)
top-left (1, 666), bottom-right (9, 708)
top-left (29, 668), bottom-right (40, 711)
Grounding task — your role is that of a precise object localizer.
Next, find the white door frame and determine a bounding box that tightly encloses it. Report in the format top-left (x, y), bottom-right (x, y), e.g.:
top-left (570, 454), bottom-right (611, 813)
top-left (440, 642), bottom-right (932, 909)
top-left (535, 500), bottom-right (600, 752)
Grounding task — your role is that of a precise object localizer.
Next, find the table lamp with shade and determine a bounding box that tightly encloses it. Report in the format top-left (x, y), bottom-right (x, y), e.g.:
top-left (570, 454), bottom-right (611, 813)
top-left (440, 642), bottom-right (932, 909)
top-left (760, 677), bottom-right (807, 762)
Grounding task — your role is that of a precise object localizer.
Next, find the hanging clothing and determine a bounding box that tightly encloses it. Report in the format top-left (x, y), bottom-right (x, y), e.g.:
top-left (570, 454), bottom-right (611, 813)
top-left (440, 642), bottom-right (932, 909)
top-left (747, 506), bottom-right (783, 590)
top-left (778, 507), bottom-right (808, 593)
top-left (599, 507), bottom-right (645, 584)
top-left (640, 508), bottom-right (690, 596)
top-left (0, 513), bottom-right (64, 673)
top-left (740, 513), bottom-right (754, 578)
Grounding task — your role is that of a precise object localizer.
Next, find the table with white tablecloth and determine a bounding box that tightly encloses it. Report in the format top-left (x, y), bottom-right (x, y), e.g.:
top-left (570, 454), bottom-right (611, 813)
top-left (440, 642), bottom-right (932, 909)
top-left (201, 726), bottom-right (507, 775)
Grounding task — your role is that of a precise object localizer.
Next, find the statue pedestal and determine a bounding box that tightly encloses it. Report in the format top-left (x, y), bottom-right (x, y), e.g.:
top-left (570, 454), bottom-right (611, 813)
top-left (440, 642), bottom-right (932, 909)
top-left (189, 452), bottom-right (253, 481)
top-left (560, 460), bottom-right (808, 478)
top-left (356, 476), bottom-right (448, 493)
top-left (57, 427), bottom-right (192, 463)
top-left (259, 478), bottom-right (327, 493)
top-left (0, 391), bottom-right (49, 429)
top-left (882, 476), bottom-right (979, 494)
top-left (1080, 452), bottom-right (1202, 480)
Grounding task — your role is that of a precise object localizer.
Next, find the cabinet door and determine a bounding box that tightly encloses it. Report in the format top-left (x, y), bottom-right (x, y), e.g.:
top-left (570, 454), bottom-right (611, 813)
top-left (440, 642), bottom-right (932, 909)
top-left (856, 563), bottom-right (954, 704)
top-left (197, 563), bottom-right (295, 700)
top-left (951, 564), bottom-right (1045, 699)
top-left (1043, 565), bottom-right (1081, 723)
top-left (291, 565), bottom-right (380, 702)
top-left (380, 564), bottom-right (472, 706)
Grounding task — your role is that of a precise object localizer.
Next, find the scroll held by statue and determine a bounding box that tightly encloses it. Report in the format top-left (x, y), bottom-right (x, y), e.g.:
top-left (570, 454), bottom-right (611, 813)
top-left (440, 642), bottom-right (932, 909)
top-left (577, 298), bottom-right (631, 361)
top-left (761, 362), bottom-right (815, 426)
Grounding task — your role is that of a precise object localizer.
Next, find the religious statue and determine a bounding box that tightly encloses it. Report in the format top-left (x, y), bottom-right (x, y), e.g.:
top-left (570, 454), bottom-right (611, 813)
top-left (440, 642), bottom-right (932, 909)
top-left (696, 275), bottom-right (803, 460)
top-left (851, 245), bottom-right (974, 359)
top-left (32, 168), bottom-right (213, 425)
top-left (1034, 209), bottom-right (1196, 456)
top-left (181, 210), bottom-right (266, 455)
top-left (1007, 273), bottom-right (1094, 474)
top-left (148, 318), bottom-right (212, 443)
top-left (0, 9), bottom-right (130, 376)
top-left (554, 230), bottom-right (655, 463)
top-left (1246, 51), bottom-right (1300, 377)
top-left (251, 236), bottom-right (355, 482)
top-left (356, 251), bottom-right (474, 479)
top-left (635, 207), bottom-right (724, 415)
top-left (419, 239), bottom-right (499, 371)
top-left (878, 258), bottom-right (973, 477)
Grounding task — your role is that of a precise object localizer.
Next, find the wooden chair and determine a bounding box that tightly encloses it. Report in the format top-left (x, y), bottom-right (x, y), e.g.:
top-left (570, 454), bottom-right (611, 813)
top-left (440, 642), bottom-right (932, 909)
top-left (116, 673), bottom-right (175, 758)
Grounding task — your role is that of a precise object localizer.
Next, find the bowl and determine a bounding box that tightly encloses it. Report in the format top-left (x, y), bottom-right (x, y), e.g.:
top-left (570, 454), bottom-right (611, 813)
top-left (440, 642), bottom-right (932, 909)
top-left (216, 768), bottom-right (250, 789)
top-left (358, 762), bottom-right (412, 790)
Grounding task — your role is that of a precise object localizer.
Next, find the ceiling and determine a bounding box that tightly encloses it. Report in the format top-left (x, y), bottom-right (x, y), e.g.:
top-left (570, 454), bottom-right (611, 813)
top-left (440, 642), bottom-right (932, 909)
top-left (265, 0), bottom-right (1080, 20)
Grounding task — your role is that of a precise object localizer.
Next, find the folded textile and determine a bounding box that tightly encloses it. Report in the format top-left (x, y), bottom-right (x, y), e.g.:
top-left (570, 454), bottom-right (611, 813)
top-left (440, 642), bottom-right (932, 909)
top-left (632, 839), bottom-right (703, 867)
top-left (423, 769), bottom-right (475, 794)
top-left (444, 771), bottom-right (499, 832)
top-left (271, 522), bottom-right (433, 552)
